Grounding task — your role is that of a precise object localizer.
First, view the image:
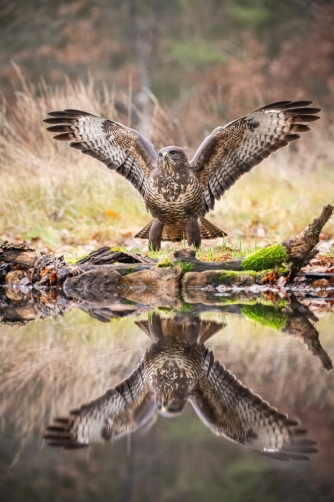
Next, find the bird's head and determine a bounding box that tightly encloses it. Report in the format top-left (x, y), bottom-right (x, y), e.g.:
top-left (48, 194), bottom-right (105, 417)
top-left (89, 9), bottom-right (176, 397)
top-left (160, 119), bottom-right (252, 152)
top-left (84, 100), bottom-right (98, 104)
top-left (157, 146), bottom-right (189, 173)
top-left (156, 391), bottom-right (188, 418)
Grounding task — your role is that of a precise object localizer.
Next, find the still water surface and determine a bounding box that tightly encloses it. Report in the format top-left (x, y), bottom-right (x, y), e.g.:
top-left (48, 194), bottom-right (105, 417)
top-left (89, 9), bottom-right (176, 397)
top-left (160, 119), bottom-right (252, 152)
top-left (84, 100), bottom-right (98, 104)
top-left (1, 294), bottom-right (334, 502)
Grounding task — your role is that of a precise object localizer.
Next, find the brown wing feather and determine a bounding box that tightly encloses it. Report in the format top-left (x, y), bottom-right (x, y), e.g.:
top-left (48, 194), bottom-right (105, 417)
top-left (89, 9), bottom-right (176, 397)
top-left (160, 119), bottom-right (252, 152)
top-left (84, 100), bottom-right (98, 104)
top-left (189, 348), bottom-right (318, 460)
top-left (190, 101), bottom-right (320, 213)
top-left (44, 109), bottom-right (157, 197)
top-left (44, 363), bottom-right (155, 448)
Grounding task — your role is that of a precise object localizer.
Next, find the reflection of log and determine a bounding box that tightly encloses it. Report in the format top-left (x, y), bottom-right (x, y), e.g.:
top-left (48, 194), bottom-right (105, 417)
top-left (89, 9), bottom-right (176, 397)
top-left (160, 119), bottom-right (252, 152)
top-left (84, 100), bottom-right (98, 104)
top-left (1, 280), bottom-right (331, 372)
top-left (282, 296), bottom-right (333, 371)
top-left (64, 266), bottom-right (121, 302)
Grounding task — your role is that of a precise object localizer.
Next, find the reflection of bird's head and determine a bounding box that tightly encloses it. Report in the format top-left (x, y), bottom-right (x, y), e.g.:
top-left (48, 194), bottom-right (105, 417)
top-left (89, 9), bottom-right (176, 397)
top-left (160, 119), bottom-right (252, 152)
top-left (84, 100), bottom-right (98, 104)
top-left (156, 391), bottom-right (188, 417)
top-left (157, 146), bottom-right (188, 172)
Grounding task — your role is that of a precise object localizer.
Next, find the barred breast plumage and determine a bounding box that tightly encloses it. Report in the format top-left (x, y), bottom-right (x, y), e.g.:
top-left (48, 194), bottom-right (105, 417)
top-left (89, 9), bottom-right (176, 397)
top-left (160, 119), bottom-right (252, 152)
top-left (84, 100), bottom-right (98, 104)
top-left (145, 166), bottom-right (203, 223)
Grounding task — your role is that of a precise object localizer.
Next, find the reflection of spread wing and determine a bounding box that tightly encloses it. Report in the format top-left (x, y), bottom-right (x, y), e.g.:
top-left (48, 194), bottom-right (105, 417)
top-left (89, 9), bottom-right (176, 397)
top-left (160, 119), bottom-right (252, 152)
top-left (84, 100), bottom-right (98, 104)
top-left (44, 363), bottom-right (155, 449)
top-left (189, 349), bottom-right (318, 460)
top-left (44, 110), bottom-right (157, 197)
top-left (190, 101), bottom-right (320, 213)
top-left (198, 319), bottom-right (225, 344)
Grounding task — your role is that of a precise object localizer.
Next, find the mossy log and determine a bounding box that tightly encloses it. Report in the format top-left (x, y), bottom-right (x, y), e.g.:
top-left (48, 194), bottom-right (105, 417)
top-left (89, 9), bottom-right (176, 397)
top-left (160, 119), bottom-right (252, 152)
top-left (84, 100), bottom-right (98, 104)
top-left (0, 204), bottom-right (333, 292)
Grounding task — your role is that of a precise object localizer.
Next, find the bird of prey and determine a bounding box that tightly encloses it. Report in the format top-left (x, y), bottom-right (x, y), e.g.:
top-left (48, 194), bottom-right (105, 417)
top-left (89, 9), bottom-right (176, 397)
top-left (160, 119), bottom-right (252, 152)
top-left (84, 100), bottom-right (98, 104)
top-left (44, 313), bottom-right (317, 461)
top-left (44, 101), bottom-right (320, 250)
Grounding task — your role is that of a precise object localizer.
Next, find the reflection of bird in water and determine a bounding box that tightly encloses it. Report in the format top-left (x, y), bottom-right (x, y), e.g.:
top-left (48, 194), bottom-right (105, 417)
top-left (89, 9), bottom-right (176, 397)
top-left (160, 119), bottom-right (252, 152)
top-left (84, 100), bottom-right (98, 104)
top-left (44, 102), bottom-right (320, 249)
top-left (45, 314), bottom-right (317, 460)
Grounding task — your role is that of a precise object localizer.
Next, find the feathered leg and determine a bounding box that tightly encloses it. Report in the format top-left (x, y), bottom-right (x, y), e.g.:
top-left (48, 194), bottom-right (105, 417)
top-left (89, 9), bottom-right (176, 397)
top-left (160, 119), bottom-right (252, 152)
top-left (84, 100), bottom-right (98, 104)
top-left (148, 218), bottom-right (164, 251)
top-left (186, 217), bottom-right (201, 248)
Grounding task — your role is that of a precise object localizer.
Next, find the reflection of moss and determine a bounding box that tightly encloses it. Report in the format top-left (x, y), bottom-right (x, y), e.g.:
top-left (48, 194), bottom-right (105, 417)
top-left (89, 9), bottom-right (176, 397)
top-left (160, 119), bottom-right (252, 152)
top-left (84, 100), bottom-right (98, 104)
top-left (157, 307), bottom-right (173, 315)
top-left (241, 303), bottom-right (288, 331)
top-left (124, 266), bottom-right (135, 275)
top-left (219, 297), bottom-right (288, 307)
top-left (176, 303), bottom-right (194, 314)
top-left (241, 244), bottom-right (288, 271)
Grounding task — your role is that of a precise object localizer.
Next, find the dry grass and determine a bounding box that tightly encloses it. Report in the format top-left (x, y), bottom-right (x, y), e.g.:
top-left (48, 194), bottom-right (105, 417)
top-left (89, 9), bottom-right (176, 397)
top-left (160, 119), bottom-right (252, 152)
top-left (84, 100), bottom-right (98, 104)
top-left (0, 72), bottom-right (333, 256)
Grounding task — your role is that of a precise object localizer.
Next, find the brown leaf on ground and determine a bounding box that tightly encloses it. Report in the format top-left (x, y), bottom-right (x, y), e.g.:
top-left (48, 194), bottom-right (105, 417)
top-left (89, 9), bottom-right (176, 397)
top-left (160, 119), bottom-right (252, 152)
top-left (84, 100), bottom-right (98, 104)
top-left (50, 271), bottom-right (57, 286)
top-left (40, 266), bottom-right (53, 278)
top-left (260, 270), bottom-right (279, 285)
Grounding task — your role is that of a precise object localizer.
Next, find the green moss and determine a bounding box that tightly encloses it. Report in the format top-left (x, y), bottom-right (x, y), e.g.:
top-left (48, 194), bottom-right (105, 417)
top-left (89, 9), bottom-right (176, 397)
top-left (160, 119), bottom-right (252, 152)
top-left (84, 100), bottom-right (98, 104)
top-left (109, 246), bottom-right (127, 252)
top-left (157, 257), bottom-right (174, 268)
top-left (64, 252), bottom-right (89, 264)
top-left (175, 260), bottom-right (194, 273)
top-left (64, 256), bottom-right (77, 265)
top-left (214, 269), bottom-right (268, 285)
top-left (241, 304), bottom-right (288, 331)
top-left (241, 244), bottom-right (288, 271)
top-left (147, 248), bottom-right (167, 260)
top-left (220, 270), bottom-right (256, 280)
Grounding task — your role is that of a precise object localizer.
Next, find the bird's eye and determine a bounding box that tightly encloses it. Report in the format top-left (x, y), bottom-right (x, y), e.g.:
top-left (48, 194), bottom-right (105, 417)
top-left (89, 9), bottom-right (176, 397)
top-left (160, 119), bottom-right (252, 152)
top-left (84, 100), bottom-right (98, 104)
top-left (159, 152), bottom-right (163, 157)
top-left (170, 150), bottom-right (176, 155)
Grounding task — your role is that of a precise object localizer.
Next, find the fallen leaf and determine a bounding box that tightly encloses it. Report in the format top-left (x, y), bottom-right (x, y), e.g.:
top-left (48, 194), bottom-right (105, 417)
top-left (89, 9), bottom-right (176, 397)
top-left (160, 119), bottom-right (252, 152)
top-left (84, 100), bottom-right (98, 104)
top-left (104, 209), bottom-right (121, 219)
top-left (40, 266), bottom-right (53, 278)
top-left (50, 271), bottom-right (57, 285)
top-left (260, 270), bottom-right (279, 285)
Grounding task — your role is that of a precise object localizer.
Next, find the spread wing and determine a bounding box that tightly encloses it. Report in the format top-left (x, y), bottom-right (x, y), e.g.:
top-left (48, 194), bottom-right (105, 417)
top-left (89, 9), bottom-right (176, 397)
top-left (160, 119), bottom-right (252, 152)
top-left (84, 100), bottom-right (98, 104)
top-left (190, 101), bottom-right (320, 213)
top-left (189, 348), bottom-right (318, 460)
top-left (44, 363), bottom-right (155, 449)
top-left (44, 110), bottom-right (157, 197)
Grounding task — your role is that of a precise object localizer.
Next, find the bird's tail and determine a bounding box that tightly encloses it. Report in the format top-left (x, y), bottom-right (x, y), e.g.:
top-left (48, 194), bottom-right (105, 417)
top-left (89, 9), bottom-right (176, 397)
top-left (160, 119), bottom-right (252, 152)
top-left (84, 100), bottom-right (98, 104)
top-left (134, 217), bottom-right (226, 241)
top-left (199, 217), bottom-right (227, 239)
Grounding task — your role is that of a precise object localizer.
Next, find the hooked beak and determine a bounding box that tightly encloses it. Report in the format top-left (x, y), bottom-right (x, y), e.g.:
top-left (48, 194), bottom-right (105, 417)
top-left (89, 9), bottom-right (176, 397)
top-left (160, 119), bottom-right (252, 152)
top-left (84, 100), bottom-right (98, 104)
top-left (163, 151), bottom-right (169, 162)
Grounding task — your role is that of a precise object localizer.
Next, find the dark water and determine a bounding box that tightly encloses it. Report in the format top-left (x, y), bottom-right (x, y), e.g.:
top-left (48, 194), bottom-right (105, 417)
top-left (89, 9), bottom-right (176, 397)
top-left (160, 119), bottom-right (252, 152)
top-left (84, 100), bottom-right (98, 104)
top-left (1, 292), bottom-right (334, 502)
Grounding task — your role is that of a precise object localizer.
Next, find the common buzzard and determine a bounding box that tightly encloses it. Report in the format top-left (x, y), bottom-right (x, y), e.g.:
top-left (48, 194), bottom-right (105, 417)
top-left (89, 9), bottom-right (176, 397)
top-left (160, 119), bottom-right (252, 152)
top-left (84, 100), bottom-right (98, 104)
top-left (44, 101), bottom-right (320, 249)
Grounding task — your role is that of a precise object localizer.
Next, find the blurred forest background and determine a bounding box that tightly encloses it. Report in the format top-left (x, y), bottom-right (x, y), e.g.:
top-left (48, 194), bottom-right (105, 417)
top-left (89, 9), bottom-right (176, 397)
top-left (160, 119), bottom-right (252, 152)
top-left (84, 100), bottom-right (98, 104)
top-left (0, 0), bottom-right (333, 252)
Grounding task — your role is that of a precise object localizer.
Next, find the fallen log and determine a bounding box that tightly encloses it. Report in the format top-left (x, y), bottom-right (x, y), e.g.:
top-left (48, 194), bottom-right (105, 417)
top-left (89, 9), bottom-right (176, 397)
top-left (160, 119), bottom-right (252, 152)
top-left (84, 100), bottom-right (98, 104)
top-left (0, 204), bottom-right (333, 292)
